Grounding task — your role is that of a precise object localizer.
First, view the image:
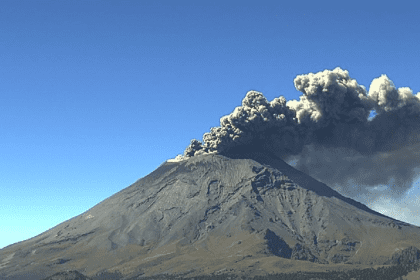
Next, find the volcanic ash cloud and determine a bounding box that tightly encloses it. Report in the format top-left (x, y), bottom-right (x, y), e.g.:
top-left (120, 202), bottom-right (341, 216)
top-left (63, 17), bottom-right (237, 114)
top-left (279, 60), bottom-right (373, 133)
top-left (172, 67), bottom-right (420, 201)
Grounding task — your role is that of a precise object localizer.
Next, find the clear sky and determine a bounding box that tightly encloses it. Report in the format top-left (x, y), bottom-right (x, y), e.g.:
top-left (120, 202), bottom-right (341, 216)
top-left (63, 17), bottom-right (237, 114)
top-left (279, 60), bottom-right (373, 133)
top-left (1, 1), bottom-right (419, 250)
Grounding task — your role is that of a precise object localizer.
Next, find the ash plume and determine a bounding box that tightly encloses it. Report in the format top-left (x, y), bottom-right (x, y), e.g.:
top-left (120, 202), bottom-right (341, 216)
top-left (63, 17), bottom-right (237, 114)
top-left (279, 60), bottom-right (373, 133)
top-left (176, 67), bottom-right (420, 201)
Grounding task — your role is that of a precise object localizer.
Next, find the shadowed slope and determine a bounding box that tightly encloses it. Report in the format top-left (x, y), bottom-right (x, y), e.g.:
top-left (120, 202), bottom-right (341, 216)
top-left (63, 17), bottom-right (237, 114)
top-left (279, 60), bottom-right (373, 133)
top-left (1, 153), bottom-right (420, 280)
top-left (224, 151), bottom-right (412, 224)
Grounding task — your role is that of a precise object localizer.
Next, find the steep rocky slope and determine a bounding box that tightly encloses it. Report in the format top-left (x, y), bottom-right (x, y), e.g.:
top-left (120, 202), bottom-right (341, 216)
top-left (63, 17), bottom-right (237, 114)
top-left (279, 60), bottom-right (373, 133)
top-left (1, 153), bottom-right (420, 280)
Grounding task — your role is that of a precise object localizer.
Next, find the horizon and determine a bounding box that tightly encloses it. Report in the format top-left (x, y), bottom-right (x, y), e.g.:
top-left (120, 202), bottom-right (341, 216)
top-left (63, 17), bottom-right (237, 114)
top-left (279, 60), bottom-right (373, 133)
top-left (1, 1), bottom-right (420, 250)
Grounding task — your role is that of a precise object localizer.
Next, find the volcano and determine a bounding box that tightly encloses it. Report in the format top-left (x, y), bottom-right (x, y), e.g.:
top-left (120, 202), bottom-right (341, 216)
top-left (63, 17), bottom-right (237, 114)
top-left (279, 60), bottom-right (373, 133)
top-left (1, 152), bottom-right (420, 280)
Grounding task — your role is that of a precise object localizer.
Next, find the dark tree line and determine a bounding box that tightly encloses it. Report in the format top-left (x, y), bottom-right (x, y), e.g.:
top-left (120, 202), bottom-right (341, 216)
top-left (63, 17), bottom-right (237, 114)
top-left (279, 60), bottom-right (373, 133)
top-left (40, 262), bottom-right (420, 280)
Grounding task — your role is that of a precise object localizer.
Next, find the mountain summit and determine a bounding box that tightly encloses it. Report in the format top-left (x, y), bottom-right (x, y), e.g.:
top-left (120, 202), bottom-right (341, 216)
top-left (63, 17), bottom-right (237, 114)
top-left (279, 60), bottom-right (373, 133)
top-left (1, 152), bottom-right (420, 279)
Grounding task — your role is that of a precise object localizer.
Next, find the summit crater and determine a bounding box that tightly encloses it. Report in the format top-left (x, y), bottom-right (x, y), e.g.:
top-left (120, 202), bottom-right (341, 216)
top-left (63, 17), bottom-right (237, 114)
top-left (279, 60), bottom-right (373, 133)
top-left (1, 153), bottom-right (420, 280)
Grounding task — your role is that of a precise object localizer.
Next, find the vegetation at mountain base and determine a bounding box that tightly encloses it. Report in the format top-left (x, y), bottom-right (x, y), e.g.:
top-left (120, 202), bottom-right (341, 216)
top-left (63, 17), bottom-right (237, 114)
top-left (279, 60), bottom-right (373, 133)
top-left (51, 262), bottom-right (420, 280)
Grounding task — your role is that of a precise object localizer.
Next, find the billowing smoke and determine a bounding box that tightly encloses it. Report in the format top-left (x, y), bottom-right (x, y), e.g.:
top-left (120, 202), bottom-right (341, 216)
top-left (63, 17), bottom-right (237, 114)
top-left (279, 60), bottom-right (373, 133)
top-left (175, 67), bottom-right (420, 202)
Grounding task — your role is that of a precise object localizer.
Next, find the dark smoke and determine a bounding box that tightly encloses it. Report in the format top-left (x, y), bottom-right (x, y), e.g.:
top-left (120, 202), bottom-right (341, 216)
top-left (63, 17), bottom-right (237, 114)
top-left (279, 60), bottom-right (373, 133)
top-left (177, 67), bottom-right (420, 201)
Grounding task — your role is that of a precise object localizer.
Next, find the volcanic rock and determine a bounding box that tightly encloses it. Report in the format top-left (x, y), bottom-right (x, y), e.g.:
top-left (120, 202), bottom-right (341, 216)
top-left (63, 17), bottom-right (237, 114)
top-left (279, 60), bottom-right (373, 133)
top-left (41, 270), bottom-right (91, 280)
top-left (385, 246), bottom-right (420, 265)
top-left (1, 152), bottom-right (420, 279)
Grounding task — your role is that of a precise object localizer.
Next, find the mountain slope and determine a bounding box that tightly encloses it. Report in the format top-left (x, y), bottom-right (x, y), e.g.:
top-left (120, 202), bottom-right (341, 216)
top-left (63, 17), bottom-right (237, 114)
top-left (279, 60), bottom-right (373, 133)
top-left (1, 153), bottom-right (420, 280)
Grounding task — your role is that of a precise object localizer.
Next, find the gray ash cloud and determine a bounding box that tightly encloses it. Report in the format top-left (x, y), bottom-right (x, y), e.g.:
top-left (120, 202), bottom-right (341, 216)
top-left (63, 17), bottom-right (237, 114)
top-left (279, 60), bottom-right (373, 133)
top-left (178, 67), bottom-right (420, 201)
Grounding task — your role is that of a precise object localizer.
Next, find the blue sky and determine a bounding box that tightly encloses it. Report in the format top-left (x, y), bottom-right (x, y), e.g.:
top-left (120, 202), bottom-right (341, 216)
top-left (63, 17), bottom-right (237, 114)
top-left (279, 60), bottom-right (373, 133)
top-left (1, 1), bottom-right (419, 250)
